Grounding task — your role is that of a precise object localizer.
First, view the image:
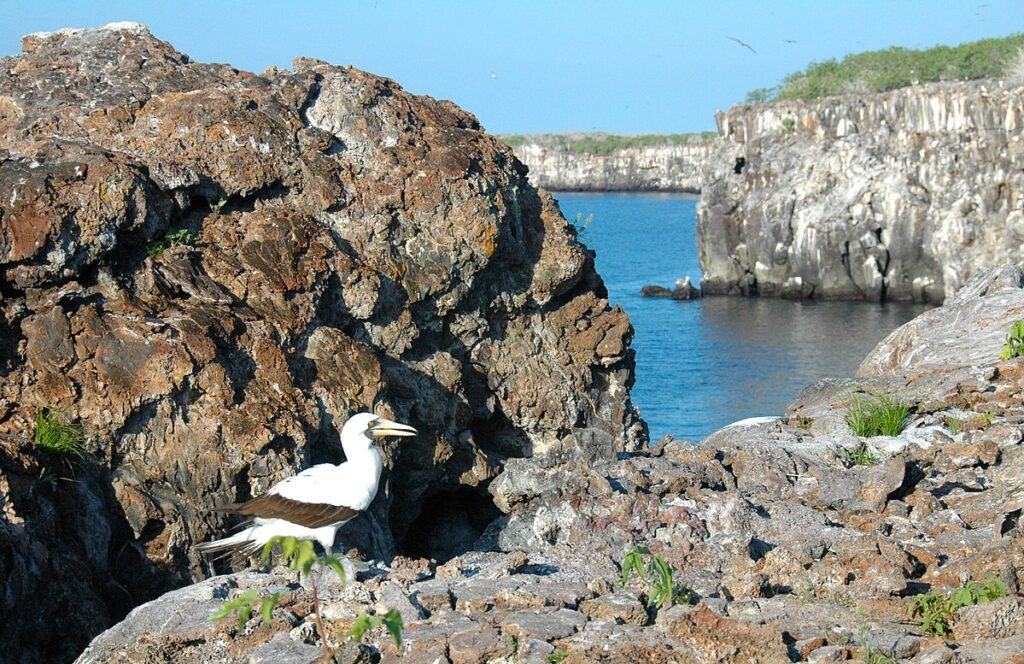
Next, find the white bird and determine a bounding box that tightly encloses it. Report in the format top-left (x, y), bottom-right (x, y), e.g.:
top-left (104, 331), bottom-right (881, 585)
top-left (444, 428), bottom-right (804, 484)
top-left (197, 413), bottom-right (417, 558)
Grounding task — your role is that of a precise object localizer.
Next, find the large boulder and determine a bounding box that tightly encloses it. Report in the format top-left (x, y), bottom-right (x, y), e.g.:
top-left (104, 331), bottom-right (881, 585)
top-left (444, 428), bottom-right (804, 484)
top-left (0, 23), bottom-right (644, 662)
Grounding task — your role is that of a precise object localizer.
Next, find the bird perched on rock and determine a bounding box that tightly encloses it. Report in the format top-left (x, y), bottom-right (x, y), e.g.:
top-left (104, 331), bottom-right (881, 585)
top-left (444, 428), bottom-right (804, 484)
top-left (198, 412), bottom-right (417, 558)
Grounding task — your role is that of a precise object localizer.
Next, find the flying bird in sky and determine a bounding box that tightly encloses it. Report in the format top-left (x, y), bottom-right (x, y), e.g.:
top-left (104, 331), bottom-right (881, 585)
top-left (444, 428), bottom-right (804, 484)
top-left (727, 36), bottom-right (757, 54)
top-left (198, 412), bottom-right (417, 558)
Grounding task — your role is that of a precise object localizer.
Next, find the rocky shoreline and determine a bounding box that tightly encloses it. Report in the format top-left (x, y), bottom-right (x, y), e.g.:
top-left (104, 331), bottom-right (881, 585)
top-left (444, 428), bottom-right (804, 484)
top-left (78, 265), bottom-right (1024, 663)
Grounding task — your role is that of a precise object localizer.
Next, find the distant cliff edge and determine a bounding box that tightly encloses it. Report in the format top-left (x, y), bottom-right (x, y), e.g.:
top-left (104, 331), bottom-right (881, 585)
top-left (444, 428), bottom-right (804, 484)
top-left (503, 133), bottom-right (716, 192)
top-left (698, 79), bottom-right (1024, 303)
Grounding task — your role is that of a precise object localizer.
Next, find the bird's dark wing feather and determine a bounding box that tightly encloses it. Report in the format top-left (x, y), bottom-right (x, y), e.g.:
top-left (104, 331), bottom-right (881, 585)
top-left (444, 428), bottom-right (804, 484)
top-left (213, 494), bottom-right (361, 528)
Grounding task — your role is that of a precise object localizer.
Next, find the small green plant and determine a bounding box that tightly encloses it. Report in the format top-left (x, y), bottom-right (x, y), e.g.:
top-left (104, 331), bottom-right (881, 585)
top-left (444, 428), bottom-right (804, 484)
top-left (845, 395), bottom-right (911, 437)
top-left (999, 319), bottom-right (1024, 360)
top-left (781, 117), bottom-right (796, 133)
top-left (346, 609), bottom-right (403, 647)
top-left (209, 198), bottom-right (228, 214)
top-left (505, 634), bottom-right (519, 658)
top-left (547, 651), bottom-right (570, 663)
top-left (787, 415), bottom-right (813, 430)
top-left (147, 228), bottom-right (198, 259)
top-left (211, 535), bottom-right (402, 659)
top-left (863, 647), bottom-right (898, 664)
top-left (847, 442), bottom-right (878, 466)
top-left (210, 590), bottom-right (282, 630)
top-left (944, 415), bottom-right (963, 436)
top-left (618, 546), bottom-right (691, 610)
top-left (908, 576), bottom-right (1008, 636)
top-left (33, 408), bottom-right (88, 476)
top-left (978, 410), bottom-right (997, 429)
top-left (573, 212), bottom-right (594, 239)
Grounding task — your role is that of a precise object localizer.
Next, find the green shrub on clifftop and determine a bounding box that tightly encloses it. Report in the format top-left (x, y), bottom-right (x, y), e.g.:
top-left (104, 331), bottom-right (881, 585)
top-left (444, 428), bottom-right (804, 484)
top-left (746, 33), bottom-right (1024, 102)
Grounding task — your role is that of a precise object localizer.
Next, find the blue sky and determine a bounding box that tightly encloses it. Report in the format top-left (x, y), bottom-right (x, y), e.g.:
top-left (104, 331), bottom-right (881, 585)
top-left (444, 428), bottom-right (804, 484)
top-left (2, 1), bottom-right (1021, 134)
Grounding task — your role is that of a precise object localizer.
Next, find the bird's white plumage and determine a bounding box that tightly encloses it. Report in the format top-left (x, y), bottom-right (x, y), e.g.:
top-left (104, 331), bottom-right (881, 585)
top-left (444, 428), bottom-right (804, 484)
top-left (198, 412), bottom-right (414, 556)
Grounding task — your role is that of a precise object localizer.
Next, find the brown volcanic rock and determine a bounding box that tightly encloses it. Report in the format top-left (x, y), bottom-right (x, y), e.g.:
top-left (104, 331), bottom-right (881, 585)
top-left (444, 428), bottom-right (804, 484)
top-left (0, 22), bottom-right (643, 661)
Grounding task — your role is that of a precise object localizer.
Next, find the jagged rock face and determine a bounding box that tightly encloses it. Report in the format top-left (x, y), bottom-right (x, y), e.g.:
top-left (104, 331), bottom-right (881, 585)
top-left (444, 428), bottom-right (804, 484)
top-left (697, 80), bottom-right (1024, 303)
top-left (511, 140), bottom-right (713, 192)
top-left (0, 23), bottom-right (644, 662)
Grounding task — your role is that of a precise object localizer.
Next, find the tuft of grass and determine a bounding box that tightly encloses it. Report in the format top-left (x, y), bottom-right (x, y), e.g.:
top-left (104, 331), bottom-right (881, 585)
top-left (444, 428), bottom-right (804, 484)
top-left (944, 415), bottom-right (963, 436)
top-left (846, 395), bottom-right (911, 437)
top-left (547, 651), bottom-right (570, 664)
top-left (34, 408), bottom-right (87, 475)
top-left (999, 320), bottom-right (1024, 360)
top-left (147, 228), bottom-right (198, 259)
top-left (908, 576), bottom-right (1007, 636)
top-left (978, 410), bottom-right (997, 429)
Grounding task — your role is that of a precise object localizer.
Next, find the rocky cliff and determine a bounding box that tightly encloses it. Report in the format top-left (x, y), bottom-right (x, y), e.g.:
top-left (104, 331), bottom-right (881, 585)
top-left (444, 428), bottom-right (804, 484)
top-left (697, 80), bottom-right (1024, 302)
top-left (509, 137), bottom-right (713, 192)
top-left (0, 24), bottom-right (644, 662)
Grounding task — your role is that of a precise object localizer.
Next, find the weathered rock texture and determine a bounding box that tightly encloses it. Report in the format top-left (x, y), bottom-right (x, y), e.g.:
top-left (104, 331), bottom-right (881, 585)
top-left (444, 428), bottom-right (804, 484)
top-left (698, 80), bottom-right (1024, 302)
top-left (78, 267), bottom-right (1024, 663)
top-left (0, 23), bottom-right (644, 662)
top-left (509, 136), bottom-right (714, 192)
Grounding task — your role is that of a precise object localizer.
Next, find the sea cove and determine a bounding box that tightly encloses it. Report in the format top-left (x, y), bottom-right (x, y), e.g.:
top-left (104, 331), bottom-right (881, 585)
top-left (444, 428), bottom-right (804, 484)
top-left (556, 192), bottom-right (930, 440)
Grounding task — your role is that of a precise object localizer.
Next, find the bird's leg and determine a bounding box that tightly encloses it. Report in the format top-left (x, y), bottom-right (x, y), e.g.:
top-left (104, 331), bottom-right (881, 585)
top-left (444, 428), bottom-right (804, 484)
top-left (309, 572), bottom-right (333, 662)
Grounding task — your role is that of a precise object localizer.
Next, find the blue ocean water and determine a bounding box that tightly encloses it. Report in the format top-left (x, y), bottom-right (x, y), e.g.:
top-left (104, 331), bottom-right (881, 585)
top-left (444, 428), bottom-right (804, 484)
top-left (555, 192), bottom-right (931, 441)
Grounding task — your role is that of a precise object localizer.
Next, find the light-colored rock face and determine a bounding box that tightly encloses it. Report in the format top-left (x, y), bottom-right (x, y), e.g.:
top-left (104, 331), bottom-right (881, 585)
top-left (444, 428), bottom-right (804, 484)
top-left (511, 141), bottom-right (714, 192)
top-left (697, 80), bottom-right (1024, 303)
top-left (0, 23), bottom-right (645, 662)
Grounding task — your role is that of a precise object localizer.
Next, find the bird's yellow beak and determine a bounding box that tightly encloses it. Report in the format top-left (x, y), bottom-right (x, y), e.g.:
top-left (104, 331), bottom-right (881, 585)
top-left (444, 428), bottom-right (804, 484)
top-left (370, 418), bottom-right (418, 438)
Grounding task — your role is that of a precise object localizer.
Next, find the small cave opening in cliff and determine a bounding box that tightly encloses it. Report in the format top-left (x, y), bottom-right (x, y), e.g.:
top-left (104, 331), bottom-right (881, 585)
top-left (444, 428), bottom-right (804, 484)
top-left (397, 484), bottom-right (503, 562)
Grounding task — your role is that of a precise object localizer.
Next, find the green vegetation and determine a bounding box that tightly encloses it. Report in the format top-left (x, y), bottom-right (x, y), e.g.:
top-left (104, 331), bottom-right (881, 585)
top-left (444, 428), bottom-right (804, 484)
top-left (979, 410), bottom-right (997, 429)
top-left (863, 645), bottom-right (898, 664)
top-left (212, 535), bottom-right (402, 658)
top-left (846, 442), bottom-right (878, 467)
top-left (781, 117), bottom-right (796, 134)
top-left (209, 198), bottom-right (228, 214)
top-left (618, 546), bottom-right (691, 610)
top-left (908, 576), bottom-right (1007, 636)
top-left (147, 228), bottom-right (198, 259)
top-left (944, 415), bottom-right (963, 436)
top-left (547, 651), bottom-right (570, 663)
top-left (999, 319), bottom-right (1024, 360)
top-left (572, 212), bottom-right (594, 239)
top-left (845, 395), bottom-right (911, 437)
top-left (745, 33), bottom-right (1024, 102)
top-left (498, 131), bottom-right (717, 154)
top-left (34, 408), bottom-right (88, 476)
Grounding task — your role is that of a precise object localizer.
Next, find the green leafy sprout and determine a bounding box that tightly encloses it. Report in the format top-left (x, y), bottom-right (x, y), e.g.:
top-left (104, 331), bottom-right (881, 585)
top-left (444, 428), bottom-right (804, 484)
top-left (908, 576), bottom-right (1008, 636)
top-left (846, 442), bottom-right (878, 467)
top-left (34, 408), bottom-right (88, 476)
top-left (547, 651), bottom-right (570, 663)
top-left (209, 197), bottom-right (229, 214)
top-left (999, 319), bottom-right (1024, 360)
top-left (846, 395), bottom-right (911, 437)
top-left (618, 546), bottom-right (692, 610)
top-left (147, 228), bottom-right (198, 259)
top-left (211, 535), bottom-right (402, 657)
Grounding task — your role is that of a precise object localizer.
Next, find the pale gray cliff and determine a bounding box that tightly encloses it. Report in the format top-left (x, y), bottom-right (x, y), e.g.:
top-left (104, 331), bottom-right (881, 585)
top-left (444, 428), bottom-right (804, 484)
top-left (697, 80), bottom-right (1024, 303)
top-left (510, 138), bottom-right (714, 192)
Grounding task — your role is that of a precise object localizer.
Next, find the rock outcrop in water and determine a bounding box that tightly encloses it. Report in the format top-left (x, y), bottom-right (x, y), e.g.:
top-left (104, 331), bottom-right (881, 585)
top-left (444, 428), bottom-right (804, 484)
top-left (0, 23), bottom-right (644, 662)
top-left (79, 266), bottom-right (1024, 663)
top-left (508, 135), bottom-right (713, 192)
top-left (697, 80), bottom-right (1024, 303)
